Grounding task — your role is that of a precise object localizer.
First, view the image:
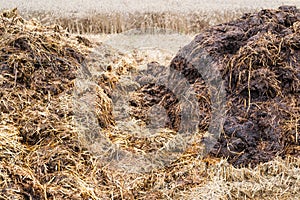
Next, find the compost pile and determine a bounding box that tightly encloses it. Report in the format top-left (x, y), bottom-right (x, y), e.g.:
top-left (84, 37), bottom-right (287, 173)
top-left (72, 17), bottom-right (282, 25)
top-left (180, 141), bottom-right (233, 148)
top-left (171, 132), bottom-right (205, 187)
top-left (133, 6), bottom-right (300, 166)
top-left (0, 9), bottom-right (209, 199)
top-left (0, 9), bottom-right (101, 199)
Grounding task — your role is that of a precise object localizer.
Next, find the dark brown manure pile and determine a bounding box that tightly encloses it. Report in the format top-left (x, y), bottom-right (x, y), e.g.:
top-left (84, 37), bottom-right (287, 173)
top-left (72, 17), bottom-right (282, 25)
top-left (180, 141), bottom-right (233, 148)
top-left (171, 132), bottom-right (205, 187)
top-left (133, 6), bottom-right (300, 167)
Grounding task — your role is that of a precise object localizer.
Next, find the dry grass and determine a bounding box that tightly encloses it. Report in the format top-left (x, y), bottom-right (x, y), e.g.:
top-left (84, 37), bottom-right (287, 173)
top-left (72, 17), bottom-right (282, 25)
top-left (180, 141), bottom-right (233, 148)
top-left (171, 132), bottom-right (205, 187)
top-left (184, 156), bottom-right (300, 200)
top-left (21, 9), bottom-right (250, 34)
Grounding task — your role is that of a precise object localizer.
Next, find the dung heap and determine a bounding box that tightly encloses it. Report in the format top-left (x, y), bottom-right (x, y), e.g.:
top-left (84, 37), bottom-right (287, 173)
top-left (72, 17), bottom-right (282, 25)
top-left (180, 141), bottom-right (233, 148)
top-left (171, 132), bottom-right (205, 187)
top-left (133, 6), bottom-right (300, 167)
top-left (0, 9), bottom-right (100, 199)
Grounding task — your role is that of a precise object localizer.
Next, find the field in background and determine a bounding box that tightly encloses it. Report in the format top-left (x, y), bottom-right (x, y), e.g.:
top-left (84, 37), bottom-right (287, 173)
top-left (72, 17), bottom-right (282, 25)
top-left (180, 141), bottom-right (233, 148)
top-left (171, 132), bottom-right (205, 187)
top-left (2, 0), bottom-right (300, 14)
top-left (2, 0), bottom-right (300, 34)
top-left (22, 10), bottom-right (248, 34)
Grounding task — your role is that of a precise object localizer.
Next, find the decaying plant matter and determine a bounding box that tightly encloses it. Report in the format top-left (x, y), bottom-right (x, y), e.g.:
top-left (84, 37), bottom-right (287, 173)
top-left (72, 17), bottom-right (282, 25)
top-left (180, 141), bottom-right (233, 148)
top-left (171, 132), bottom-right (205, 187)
top-left (138, 5), bottom-right (300, 166)
top-left (0, 6), bottom-right (299, 200)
